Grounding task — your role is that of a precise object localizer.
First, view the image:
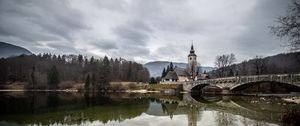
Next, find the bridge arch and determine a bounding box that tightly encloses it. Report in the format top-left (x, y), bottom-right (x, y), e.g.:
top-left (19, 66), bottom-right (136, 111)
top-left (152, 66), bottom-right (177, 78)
top-left (190, 84), bottom-right (209, 93)
top-left (231, 81), bottom-right (300, 93)
top-left (191, 84), bottom-right (222, 94)
top-left (190, 94), bottom-right (222, 103)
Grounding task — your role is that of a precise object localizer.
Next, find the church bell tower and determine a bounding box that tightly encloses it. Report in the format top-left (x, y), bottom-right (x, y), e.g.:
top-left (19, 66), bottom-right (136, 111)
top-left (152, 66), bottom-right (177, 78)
top-left (187, 44), bottom-right (197, 80)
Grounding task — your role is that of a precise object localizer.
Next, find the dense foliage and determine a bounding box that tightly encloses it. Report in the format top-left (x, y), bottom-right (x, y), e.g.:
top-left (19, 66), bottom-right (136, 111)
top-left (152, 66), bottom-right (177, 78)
top-left (0, 54), bottom-right (150, 89)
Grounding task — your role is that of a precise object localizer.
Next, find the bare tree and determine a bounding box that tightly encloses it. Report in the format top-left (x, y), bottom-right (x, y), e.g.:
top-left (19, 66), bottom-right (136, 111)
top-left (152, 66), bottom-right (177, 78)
top-left (237, 60), bottom-right (248, 76)
top-left (215, 53), bottom-right (236, 77)
top-left (270, 1), bottom-right (300, 51)
top-left (252, 56), bottom-right (267, 75)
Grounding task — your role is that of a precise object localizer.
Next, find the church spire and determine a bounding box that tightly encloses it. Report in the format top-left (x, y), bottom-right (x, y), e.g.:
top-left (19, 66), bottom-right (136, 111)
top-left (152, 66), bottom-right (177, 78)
top-left (190, 43), bottom-right (195, 53)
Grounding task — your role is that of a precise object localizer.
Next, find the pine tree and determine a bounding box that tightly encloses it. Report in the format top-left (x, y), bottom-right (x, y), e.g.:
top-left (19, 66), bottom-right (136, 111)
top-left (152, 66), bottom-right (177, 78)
top-left (98, 56), bottom-right (111, 89)
top-left (161, 68), bottom-right (166, 77)
top-left (166, 65), bottom-right (170, 73)
top-left (85, 74), bottom-right (90, 91)
top-left (91, 73), bottom-right (96, 92)
top-left (30, 66), bottom-right (35, 89)
top-left (170, 62), bottom-right (174, 71)
top-left (47, 65), bottom-right (60, 89)
top-left (150, 77), bottom-right (156, 84)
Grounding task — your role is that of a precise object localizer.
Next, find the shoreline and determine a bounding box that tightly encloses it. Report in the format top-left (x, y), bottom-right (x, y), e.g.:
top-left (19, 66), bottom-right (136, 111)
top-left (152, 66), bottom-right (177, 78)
top-left (1, 89), bottom-right (300, 104)
top-left (0, 89), bottom-right (78, 92)
top-left (1, 89), bottom-right (300, 96)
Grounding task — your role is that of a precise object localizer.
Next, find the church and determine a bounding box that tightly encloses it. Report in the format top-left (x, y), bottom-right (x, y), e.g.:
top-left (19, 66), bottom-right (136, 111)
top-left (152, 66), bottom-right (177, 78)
top-left (161, 44), bottom-right (208, 84)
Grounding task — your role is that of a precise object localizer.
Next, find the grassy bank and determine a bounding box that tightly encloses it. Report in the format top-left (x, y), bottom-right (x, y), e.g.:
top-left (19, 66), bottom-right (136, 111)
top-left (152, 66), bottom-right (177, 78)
top-left (1, 81), bottom-right (183, 93)
top-left (109, 82), bottom-right (182, 92)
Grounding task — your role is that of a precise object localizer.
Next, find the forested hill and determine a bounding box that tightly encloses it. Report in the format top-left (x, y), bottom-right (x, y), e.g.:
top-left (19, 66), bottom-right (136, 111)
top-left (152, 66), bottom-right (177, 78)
top-left (0, 54), bottom-right (150, 89)
top-left (209, 51), bottom-right (300, 78)
top-left (0, 42), bottom-right (32, 58)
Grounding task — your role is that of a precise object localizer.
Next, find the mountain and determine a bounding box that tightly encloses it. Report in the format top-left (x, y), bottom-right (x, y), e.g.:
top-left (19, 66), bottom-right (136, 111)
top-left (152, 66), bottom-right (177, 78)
top-left (0, 42), bottom-right (32, 58)
top-left (208, 51), bottom-right (300, 78)
top-left (144, 61), bottom-right (214, 77)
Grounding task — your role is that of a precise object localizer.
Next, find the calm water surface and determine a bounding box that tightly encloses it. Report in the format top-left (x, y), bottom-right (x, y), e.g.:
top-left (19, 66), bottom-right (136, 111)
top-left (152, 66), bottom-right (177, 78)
top-left (0, 92), bottom-right (299, 126)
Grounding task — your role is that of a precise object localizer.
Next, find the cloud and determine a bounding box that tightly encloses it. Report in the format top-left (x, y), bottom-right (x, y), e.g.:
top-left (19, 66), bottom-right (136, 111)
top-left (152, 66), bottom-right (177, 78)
top-left (90, 39), bottom-right (118, 50)
top-left (232, 0), bottom-right (290, 59)
top-left (0, 0), bottom-right (293, 66)
top-left (0, 0), bottom-right (89, 42)
top-left (113, 20), bottom-right (152, 46)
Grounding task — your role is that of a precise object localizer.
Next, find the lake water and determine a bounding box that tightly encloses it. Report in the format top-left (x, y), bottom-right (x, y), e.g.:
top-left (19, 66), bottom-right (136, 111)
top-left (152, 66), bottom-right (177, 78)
top-left (0, 92), bottom-right (299, 126)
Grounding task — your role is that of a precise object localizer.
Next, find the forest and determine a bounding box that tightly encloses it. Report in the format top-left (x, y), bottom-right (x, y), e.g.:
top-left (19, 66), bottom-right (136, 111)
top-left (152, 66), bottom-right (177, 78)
top-left (209, 51), bottom-right (300, 78)
top-left (0, 54), bottom-right (150, 90)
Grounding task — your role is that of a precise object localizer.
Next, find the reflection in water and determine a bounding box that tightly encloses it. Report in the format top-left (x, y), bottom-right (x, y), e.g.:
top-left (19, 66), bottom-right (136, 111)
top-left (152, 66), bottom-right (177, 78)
top-left (0, 92), bottom-right (299, 126)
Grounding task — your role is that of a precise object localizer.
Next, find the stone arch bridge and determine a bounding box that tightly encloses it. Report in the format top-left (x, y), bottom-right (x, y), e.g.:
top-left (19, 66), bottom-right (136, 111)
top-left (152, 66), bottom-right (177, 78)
top-left (183, 73), bottom-right (300, 93)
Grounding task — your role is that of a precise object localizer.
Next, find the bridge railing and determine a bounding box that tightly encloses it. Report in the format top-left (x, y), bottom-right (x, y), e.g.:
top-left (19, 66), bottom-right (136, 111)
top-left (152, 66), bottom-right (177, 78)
top-left (197, 73), bottom-right (300, 86)
top-left (239, 74), bottom-right (300, 85)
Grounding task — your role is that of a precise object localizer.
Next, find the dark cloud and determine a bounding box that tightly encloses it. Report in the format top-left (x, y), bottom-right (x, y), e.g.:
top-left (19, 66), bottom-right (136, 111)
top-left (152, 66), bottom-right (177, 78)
top-left (90, 39), bottom-right (118, 50)
top-left (113, 20), bottom-right (152, 46)
top-left (0, 0), bottom-right (88, 42)
top-left (0, 0), bottom-right (293, 66)
top-left (118, 44), bottom-right (150, 56)
top-left (47, 43), bottom-right (79, 53)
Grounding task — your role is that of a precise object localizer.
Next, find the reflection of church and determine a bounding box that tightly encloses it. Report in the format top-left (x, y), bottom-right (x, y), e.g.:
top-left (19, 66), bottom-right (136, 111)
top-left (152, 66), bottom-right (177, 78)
top-left (161, 44), bottom-right (208, 83)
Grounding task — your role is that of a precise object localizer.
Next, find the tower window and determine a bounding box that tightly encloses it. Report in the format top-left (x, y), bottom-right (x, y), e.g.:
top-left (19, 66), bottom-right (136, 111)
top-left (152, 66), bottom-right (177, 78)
top-left (190, 57), bottom-right (192, 60)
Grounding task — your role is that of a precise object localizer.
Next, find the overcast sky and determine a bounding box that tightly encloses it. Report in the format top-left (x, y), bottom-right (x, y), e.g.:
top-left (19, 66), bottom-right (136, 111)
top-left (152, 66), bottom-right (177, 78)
top-left (0, 0), bottom-right (293, 66)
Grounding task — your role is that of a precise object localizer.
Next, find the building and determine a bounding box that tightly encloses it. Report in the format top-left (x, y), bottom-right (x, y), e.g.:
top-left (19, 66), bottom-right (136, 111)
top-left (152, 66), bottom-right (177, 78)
top-left (187, 44), bottom-right (198, 80)
top-left (163, 70), bottom-right (178, 82)
top-left (161, 44), bottom-right (208, 84)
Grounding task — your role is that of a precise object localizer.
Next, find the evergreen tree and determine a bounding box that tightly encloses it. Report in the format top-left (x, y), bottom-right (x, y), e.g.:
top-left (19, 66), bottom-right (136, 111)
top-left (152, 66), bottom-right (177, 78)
top-left (166, 65), bottom-right (170, 73)
top-left (47, 65), bottom-right (60, 89)
top-left (149, 77), bottom-right (156, 84)
top-left (78, 54), bottom-right (83, 66)
top-left (30, 66), bottom-right (35, 89)
top-left (170, 62), bottom-right (174, 71)
top-left (161, 68), bottom-right (166, 77)
top-left (0, 54), bottom-right (150, 90)
top-left (98, 56), bottom-right (111, 89)
top-left (85, 74), bottom-right (90, 91)
top-left (91, 73), bottom-right (96, 92)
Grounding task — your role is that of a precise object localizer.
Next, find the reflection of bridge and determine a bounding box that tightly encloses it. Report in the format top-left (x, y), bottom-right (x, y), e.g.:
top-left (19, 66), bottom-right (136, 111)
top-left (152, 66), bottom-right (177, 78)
top-left (153, 94), bottom-right (286, 125)
top-left (183, 73), bottom-right (300, 93)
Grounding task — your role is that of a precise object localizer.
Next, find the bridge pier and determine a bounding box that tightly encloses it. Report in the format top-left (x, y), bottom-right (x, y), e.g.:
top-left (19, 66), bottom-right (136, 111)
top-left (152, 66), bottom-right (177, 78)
top-left (221, 87), bottom-right (231, 95)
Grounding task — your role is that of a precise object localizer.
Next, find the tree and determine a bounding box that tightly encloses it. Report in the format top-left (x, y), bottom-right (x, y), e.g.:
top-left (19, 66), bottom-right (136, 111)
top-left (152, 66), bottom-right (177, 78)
top-left (238, 60), bottom-right (248, 76)
top-left (270, 1), bottom-right (300, 51)
top-left (98, 56), bottom-right (111, 89)
top-left (149, 77), bottom-right (156, 84)
top-left (166, 65), bottom-right (170, 73)
top-left (161, 68), bottom-right (166, 78)
top-left (253, 56), bottom-right (267, 75)
top-left (78, 54), bottom-right (83, 66)
top-left (0, 53), bottom-right (150, 90)
top-left (155, 77), bottom-right (161, 83)
top-left (91, 73), bottom-right (96, 92)
top-left (85, 74), bottom-right (90, 91)
top-left (215, 53), bottom-right (236, 77)
top-left (0, 59), bottom-right (7, 84)
top-left (47, 65), bottom-right (60, 89)
top-left (169, 62), bottom-right (174, 71)
top-left (30, 66), bottom-right (35, 89)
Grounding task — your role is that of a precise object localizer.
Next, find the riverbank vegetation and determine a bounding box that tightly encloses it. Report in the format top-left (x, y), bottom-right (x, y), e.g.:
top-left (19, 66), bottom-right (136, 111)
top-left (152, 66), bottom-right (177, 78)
top-left (0, 54), bottom-right (150, 90)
